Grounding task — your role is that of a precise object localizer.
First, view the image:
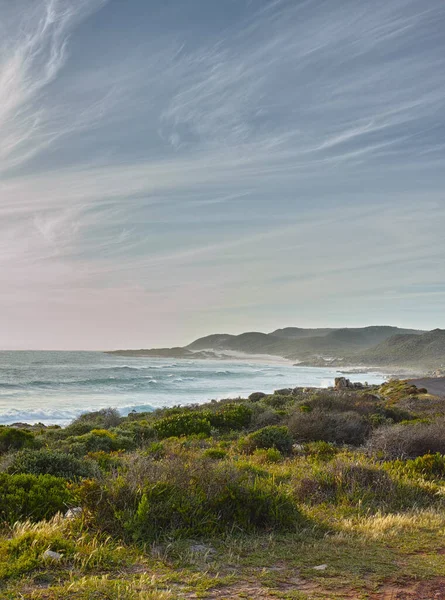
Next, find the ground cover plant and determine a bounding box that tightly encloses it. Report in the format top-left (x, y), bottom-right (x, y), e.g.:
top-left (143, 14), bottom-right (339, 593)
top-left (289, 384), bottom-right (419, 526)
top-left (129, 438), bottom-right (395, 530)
top-left (1, 380), bottom-right (445, 598)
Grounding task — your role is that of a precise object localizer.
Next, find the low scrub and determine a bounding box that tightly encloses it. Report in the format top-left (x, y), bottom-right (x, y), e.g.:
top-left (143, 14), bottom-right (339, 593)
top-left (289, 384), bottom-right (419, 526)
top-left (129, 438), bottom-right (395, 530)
top-left (392, 453), bottom-right (445, 480)
top-left (288, 408), bottom-right (370, 445)
top-left (0, 473), bottom-right (74, 524)
top-left (242, 426), bottom-right (293, 454)
top-left (3, 449), bottom-right (98, 481)
top-left (79, 456), bottom-right (303, 541)
top-left (294, 459), bottom-right (434, 511)
top-left (0, 427), bottom-right (39, 454)
top-left (367, 420), bottom-right (445, 459)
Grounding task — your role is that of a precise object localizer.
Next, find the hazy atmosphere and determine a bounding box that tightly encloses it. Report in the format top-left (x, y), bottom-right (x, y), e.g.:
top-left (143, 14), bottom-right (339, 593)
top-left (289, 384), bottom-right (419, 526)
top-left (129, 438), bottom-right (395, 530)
top-left (1, 0), bottom-right (445, 349)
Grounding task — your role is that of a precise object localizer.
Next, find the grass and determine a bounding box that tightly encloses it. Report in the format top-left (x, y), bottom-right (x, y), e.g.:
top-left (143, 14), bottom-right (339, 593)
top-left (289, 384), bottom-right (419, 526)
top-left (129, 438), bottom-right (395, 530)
top-left (1, 380), bottom-right (445, 598)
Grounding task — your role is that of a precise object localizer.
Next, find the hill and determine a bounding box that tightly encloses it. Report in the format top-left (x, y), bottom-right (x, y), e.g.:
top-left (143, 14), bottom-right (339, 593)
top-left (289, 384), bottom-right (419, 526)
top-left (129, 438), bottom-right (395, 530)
top-left (109, 325), bottom-right (429, 368)
top-left (358, 329), bottom-right (445, 369)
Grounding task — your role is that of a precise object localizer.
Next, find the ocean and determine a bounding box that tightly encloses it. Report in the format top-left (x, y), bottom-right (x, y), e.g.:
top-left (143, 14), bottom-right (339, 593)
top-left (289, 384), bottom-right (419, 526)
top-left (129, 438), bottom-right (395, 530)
top-left (0, 351), bottom-right (387, 426)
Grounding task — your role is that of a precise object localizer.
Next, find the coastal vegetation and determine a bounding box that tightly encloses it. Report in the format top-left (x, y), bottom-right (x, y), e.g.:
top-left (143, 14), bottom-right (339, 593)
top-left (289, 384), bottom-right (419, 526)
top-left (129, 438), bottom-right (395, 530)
top-left (1, 380), bottom-right (445, 598)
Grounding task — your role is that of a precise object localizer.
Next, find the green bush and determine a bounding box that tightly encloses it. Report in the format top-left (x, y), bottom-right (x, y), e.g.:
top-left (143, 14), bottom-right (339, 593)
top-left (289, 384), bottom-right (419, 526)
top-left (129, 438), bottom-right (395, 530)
top-left (294, 459), bottom-right (434, 511)
top-left (203, 448), bottom-right (228, 460)
top-left (64, 408), bottom-right (122, 436)
top-left (245, 426), bottom-right (293, 454)
top-left (0, 428), bottom-right (38, 454)
top-left (79, 457), bottom-right (303, 541)
top-left (0, 473), bottom-right (74, 524)
top-left (208, 403), bottom-right (252, 431)
top-left (262, 394), bottom-right (293, 409)
top-left (4, 449), bottom-right (98, 481)
top-left (152, 412), bottom-right (211, 439)
top-left (64, 429), bottom-right (135, 456)
top-left (393, 453), bottom-right (445, 480)
top-left (253, 448), bottom-right (283, 463)
top-left (304, 441), bottom-right (338, 461)
top-left (87, 450), bottom-right (124, 472)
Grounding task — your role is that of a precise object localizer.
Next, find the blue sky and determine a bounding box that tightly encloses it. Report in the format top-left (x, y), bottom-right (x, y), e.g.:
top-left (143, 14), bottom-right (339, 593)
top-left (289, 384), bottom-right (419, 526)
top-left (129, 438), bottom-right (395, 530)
top-left (0, 0), bottom-right (444, 349)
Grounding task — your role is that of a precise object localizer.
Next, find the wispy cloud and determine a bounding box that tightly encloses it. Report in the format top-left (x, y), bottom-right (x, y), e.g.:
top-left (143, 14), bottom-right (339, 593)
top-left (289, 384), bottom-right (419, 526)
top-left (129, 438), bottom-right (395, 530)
top-left (0, 0), bottom-right (444, 348)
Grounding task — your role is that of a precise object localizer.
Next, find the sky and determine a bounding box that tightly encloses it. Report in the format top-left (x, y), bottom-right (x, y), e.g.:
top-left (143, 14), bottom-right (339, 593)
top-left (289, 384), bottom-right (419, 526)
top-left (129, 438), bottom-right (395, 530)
top-left (0, 0), bottom-right (444, 350)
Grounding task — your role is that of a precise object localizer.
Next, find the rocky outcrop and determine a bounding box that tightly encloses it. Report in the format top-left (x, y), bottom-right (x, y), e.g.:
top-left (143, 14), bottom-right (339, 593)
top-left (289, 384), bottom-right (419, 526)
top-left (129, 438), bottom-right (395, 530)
top-left (334, 377), bottom-right (365, 390)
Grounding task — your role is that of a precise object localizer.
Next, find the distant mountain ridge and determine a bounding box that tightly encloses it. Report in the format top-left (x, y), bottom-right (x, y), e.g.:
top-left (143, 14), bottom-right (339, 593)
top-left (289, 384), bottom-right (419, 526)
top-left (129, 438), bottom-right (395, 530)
top-left (107, 326), bottom-right (445, 371)
top-left (359, 329), bottom-right (445, 369)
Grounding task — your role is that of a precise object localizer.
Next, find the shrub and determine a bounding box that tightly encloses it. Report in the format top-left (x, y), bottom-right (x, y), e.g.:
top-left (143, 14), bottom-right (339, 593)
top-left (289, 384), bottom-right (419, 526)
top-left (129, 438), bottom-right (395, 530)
top-left (152, 412), bottom-right (211, 439)
top-left (367, 420), bottom-right (445, 459)
top-left (0, 473), bottom-right (74, 524)
top-left (294, 460), bottom-right (393, 506)
top-left (65, 408), bottom-right (122, 435)
top-left (88, 450), bottom-right (124, 472)
top-left (293, 459), bottom-right (433, 511)
top-left (245, 426), bottom-right (293, 454)
top-left (262, 394), bottom-right (293, 409)
top-left (117, 421), bottom-right (157, 446)
top-left (304, 441), bottom-right (338, 461)
top-left (208, 403), bottom-right (252, 431)
top-left (288, 408), bottom-right (370, 445)
top-left (4, 449), bottom-right (98, 481)
top-left (248, 392), bottom-right (267, 402)
top-left (79, 456), bottom-right (303, 541)
top-left (203, 448), bottom-right (228, 460)
top-left (250, 406), bottom-right (282, 429)
top-left (253, 448), bottom-right (283, 463)
top-left (0, 428), bottom-right (38, 454)
top-left (64, 429), bottom-right (135, 456)
top-left (392, 453), bottom-right (445, 481)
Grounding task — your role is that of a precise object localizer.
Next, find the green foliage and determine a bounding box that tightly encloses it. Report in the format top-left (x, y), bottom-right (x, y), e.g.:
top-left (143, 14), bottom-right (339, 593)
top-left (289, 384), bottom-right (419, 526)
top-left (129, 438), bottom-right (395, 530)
top-left (0, 428), bottom-right (38, 454)
top-left (208, 403), bottom-right (252, 431)
top-left (64, 429), bottom-right (135, 456)
top-left (79, 457), bottom-right (303, 541)
top-left (303, 441), bottom-right (338, 461)
top-left (0, 474), bottom-right (74, 524)
top-left (64, 408), bottom-right (122, 436)
top-left (253, 448), bottom-right (283, 463)
top-left (294, 459), bottom-right (434, 511)
top-left (203, 448), bottom-right (228, 460)
top-left (262, 394), bottom-right (293, 409)
top-left (4, 449), bottom-right (98, 481)
top-left (143, 442), bottom-right (166, 460)
top-left (245, 426), bottom-right (293, 454)
top-left (152, 412), bottom-right (212, 439)
top-left (87, 450), bottom-right (124, 472)
top-left (392, 453), bottom-right (445, 480)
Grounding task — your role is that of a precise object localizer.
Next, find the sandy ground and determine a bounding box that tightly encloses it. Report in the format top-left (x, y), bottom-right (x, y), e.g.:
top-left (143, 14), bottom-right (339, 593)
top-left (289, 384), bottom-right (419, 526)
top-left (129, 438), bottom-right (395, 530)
top-left (408, 376), bottom-right (445, 397)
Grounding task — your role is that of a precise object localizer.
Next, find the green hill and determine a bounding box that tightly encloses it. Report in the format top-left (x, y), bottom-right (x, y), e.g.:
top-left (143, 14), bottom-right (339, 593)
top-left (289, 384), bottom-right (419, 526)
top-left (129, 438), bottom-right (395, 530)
top-left (358, 329), bottom-right (445, 369)
top-left (110, 326), bottom-right (428, 367)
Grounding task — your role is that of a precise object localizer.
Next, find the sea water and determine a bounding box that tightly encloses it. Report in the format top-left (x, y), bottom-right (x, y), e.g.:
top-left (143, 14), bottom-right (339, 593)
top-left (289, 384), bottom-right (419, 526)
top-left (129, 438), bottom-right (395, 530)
top-left (0, 351), bottom-right (386, 426)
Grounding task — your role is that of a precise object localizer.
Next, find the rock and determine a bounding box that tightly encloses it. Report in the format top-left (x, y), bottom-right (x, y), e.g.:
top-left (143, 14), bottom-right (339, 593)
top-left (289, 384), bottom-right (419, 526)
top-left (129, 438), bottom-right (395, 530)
top-left (65, 507), bottom-right (83, 519)
top-left (334, 377), bottom-right (366, 390)
top-left (43, 550), bottom-right (62, 561)
top-left (292, 443), bottom-right (305, 455)
top-left (334, 377), bottom-right (350, 390)
top-left (248, 392), bottom-right (267, 402)
top-left (274, 388), bottom-right (293, 396)
top-left (313, 564), bottom-right (328, 571)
